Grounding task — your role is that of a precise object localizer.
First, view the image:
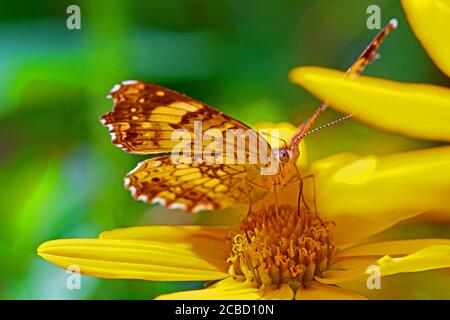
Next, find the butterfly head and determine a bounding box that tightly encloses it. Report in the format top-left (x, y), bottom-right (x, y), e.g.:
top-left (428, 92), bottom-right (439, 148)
top-left (273, 147), bottom-right (292, 164)
top-left (264, 146), bottom-right (301, 180)
top-left (273, 135), bottom-right (300, 164)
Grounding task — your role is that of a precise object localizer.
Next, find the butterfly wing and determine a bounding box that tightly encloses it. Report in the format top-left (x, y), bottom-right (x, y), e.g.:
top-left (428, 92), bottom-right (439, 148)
top-left (101, 80), bottom-right (270, 161)
top-left (125, 155), bottom-right (268, 212)
top-left (101, 80), bottom-right (274, 211)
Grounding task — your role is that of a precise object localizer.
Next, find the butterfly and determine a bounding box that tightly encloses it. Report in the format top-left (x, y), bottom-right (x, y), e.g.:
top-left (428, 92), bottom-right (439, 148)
top-left (101, 20), bottom-right (397, 213)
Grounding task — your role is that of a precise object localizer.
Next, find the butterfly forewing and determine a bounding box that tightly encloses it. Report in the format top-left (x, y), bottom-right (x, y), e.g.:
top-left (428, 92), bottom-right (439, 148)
top-left (101, 80), bottom-right (271, 160)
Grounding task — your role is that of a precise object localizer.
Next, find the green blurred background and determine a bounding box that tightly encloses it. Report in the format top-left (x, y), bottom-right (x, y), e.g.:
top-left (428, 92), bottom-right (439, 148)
top-left (1, 0), bottom-right (449, 299)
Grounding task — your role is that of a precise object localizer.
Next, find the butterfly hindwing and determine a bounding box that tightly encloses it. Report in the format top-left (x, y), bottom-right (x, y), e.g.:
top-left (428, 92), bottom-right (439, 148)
top-left (125, 155), bottom-right (268, 212)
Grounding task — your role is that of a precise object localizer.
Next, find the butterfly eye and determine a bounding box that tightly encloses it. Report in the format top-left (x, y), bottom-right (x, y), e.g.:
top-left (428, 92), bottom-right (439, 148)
top-left (283, 150), bottom-right (291, 162)
top-left (274, 148), bottom-right (290, 163)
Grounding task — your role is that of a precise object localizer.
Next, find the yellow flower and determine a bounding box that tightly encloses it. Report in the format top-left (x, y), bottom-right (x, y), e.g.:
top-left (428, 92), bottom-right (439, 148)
top-left (37, 0), bottom-right (450, 299)
top-left (37, 122), bottom-right (450, 299)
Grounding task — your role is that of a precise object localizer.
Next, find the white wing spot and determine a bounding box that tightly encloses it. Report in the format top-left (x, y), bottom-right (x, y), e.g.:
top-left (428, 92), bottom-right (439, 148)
top-left (110, 84), bottom-right (121, 94)
top-left (122, 80), bottom-right (138, 85)
top-left (138, 194), bottom-right (149, 202)
top-left (152, 197), bottom-right (167, 206)
top-left (192, 203), bottom-right (214, 213)
top-left (129, 186), bottom-right (137, 197)
top-left (169, 203), bottom-right (187, 210)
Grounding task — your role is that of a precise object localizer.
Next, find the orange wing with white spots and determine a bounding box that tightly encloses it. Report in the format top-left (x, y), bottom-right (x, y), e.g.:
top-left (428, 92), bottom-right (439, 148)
top-left (125, 156), bottom-right (267, 213)
top-left (101, 80), bottom-right (273, 212)
top-left (101, 80), bottom-right (269, 159)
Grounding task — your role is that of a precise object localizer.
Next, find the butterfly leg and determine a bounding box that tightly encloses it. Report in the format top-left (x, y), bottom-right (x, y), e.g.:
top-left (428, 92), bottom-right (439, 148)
top-left (246, 185), bottom-right (254, 215)
top-left (283, 165), bottom-right (305, 214)
top-left (285, 167), bottom-right (318, 218)
top-left (293, 165), bottom-right (305, 216)
top-left (273, 183), bottom-right (280, 218)
top-left (307, 173), bottom-right (319, 216)
top-left (296, 173), bottom-right (323, 224)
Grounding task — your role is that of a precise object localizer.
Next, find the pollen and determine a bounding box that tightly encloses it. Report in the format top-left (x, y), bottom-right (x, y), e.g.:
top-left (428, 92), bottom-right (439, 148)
top-left (226, 204), bottom-right (335, 289)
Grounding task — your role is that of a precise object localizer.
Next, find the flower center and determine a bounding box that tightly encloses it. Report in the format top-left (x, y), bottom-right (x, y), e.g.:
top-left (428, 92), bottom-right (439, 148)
top-left (226, 204), bottom-right (335, 289)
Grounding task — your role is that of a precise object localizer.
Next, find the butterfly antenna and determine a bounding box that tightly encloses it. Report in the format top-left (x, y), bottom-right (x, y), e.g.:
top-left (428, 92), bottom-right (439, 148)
top-left (299, 113), bottom-right (354, 139)
top-left (288, 18), bottom-right (398, 149)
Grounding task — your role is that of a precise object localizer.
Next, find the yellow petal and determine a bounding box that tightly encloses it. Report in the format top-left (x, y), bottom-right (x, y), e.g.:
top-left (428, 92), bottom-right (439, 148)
top-left (319, 245), bottom-right (450, 285)
top-left (209, 277), bottom-right (294, 300)
top-left (317, 256), bottom-right (376, 285)
top-left (38, 236), bottom-right (229, 281)
top-left (100, 225), bottom-right (231, 241)
top-left (338, 239), bottom-right (450, 258)
top-left (311, 146), bottom-right (450, 245)
top-left (402, 0), bottom-right (450, 77)
top-left (295, 282), bottom-right (367, 300)
top-left (155, 278), bottom-right (263, 300)
top-left (156, 277), bottom-right (293, 300)
top-left (289, 66), bottom-right (450, 141)
top-left (260, 284), bottom-right (294, 300)
top-left (378, 245), bottom-right (450, 276)
top-left (99, 226), bottom-right (232, 273)
top-left (208, 276), bottom-right (255, 289)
